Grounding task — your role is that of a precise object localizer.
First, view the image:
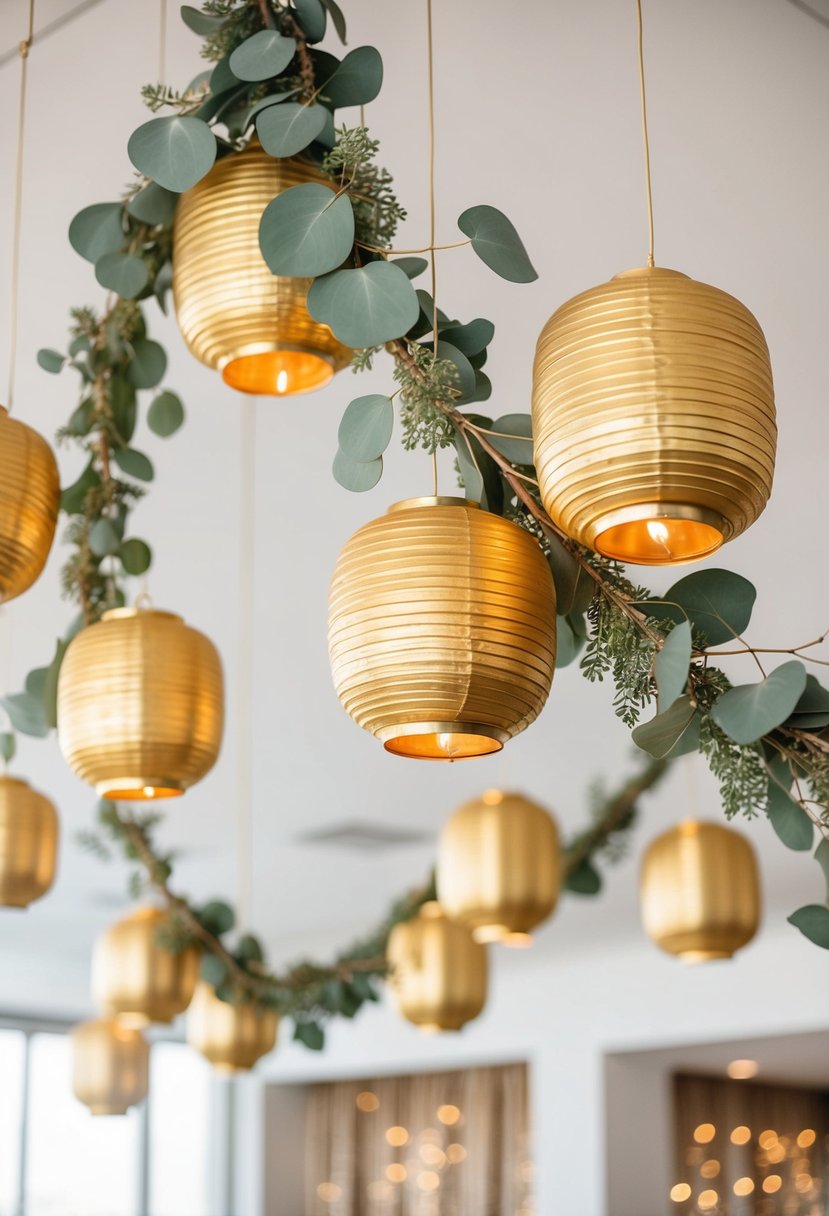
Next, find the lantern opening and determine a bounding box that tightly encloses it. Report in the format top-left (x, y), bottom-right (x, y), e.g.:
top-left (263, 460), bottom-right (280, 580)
top-left (593, 506), bottom-right (726, 565)
top-left (95, 780), bottom-right (185, 801)
top-left (382, 727), bottom-right (504, 761)
top-left (221, 350), bottom-right (335, 396)
top-left (680, 949), bottom-right (733, 964)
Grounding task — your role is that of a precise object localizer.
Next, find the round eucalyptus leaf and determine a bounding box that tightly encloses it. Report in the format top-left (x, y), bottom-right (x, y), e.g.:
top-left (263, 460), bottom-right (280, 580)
top-left (486, 412), bottom-right (533, 463)
top-left (434, 340), bottom-right (476, 400)
top-left (37, 349), bottom-right (65, 374)
top-left (94, 252), bottom-right (150, 300)
top-left (293, 0), bottom-right (327, 42)
top-left (259, 183), bottom-right (354, 277)
top-left (632, 696), bottom-right (701, 759)
top-left (333, 448), bottom-right (383, 492)
top-left (126, 339), bottom-right (167, 390)
top-left (242, 90), bottom-right (301, 128)
top-left (654, 620), bottom-right (692, 709)
top-left (89, 518), bottom-right (121, 558)
top-left (127, 183), bottom-right (178, 226)
top-left (128, 115), bottom-right (217, 193)
top-left (147, 390), bottom-right (185, 437)
top-left (392, 257), bottom-right (429, 280)
top-left (565, 859), bottom-right (602, 896)
top-left (257, 102), bottom-right (327, 158)
top-left (308, 261), bottom-right (419, 347)
top-left (180, 5), bottom-right (227, 34)
top-left (439, 317), bottom-right (494, 356)
top-left (767, 780), bottom-right (813, 851)
top-left (69, 203), bottom-right (126, 263)
top-left (453, 433), bottom-right (483, 502)
top-left (319, 0), bottom-right (347, 43)
top-left (319, 45), bottom-right (383, 108)
top-left (119, 538), bottom-right (153, 576)
top-left (788, 904), bottom-right (829, 949)
top-left (458, 204), bottom-right (538, 283)
top-left (555, 614), bottom-right (585, 670)
top-left (711, 660), bottom-right (808, 745)
top-left (646, 568), bottom-right (758, 646)
top-left (209, 56), bottom-right (239, 95)
top-left (338, 395), bottom-right (393, 461)
top-left (113, 447), bottom-right (155, 482)
top-left (229, 29), bottom-right (297, 81)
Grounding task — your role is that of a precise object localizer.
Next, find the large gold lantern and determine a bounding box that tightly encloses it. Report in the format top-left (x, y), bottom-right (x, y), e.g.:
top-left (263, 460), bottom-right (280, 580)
top-left (532, 266), bottom-right (776, 565)
top-left (92, 906), bottom-right (199, 1026)
top-left (438, 789), bottom-right (561, 945)
top-left (71, 1018), bottom-right (149, 1116)
top-left (186, 982), bottom-right (278, 1074)
top-left (173, 142), bottom-right (350, 396)
top-left (57, 606), bottom-right (224, 800)
top-left (386, 901), bottom-right (487, 1032)
top-left (328, 497), bottom-right (557, 760)
top-left (0, 776), bottom-right (58, 908)
top-left (640, 820), bottom-right (761, 962)
top-left (0, 407), bottom-right (59, 602)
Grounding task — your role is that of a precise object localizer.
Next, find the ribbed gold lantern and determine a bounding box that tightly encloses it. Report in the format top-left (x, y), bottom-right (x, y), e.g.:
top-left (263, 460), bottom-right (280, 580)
top-left (386, 902), bottom-right (487, 1032)
top-left (640, 820), bottom-right (761, 962)
top-left (328, 497), bottom-right (556, 760)
top-left (71, 1018), bottom-right (149, 1116)
top-left (173, 142), bottom-right (350, 396)
top-left (186, 982), bottom-right (278, 1074)
top-left (437, 789), bottom-right (561, 945)
top-left (532, 266), bottom-right (776, 565)
top-left (0, 776), bottom-right (58, 908)
top-left (0, 407), bottom-right (59, 602)
top-left (57, 606), bottom-right (224, 800)
top-left (92, 906), bottom-right (199, 1026)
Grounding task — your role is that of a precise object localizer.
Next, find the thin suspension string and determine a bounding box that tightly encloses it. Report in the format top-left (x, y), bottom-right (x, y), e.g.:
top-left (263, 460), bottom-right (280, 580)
top-left (6, 0), bottom-right (36, 412)
top-left (425, 0), bottom-right (439, 492)
top-left (158, 0), bottom-right (167, 81)
top-left (236, 400), bottom-right (256, 932)
top-left (635, 0), bottom-right (656, 268)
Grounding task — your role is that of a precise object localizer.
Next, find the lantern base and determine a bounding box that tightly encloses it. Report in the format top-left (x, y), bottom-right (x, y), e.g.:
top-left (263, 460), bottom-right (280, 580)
top-left (471, 924), bottom-right (535, 947)
top-left (679, 949), bottom-right (734, 964)
top-left (95, 779), bottom-right (185, 801)
top-left (221, 347), bottom-right (335, 396)
top-left (592, 503), bottom-right (726, 566)
top-left (379, 721), bottom-right (507, 761)
top-left (89, 1105), bottom-right (129, 1117)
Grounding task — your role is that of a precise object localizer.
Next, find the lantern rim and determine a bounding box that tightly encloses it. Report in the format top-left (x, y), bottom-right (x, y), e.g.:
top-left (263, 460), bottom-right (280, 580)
top-left (387, 495), bottom-right (480, 513)
top-left (101, 606), bottom-right (182, 624)
top-left (379, 721), bottom-right (506, 761)
top-left (94, 777), bottom-right (185, 800)
top-left (221, 345), bottom-right (338, 397)
top-left (592, 503), bottom-right (727, 565)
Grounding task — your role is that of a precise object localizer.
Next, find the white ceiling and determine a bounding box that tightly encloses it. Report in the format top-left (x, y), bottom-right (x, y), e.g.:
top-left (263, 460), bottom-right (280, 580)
top-left (1, 0), bottom-right (828, 1009)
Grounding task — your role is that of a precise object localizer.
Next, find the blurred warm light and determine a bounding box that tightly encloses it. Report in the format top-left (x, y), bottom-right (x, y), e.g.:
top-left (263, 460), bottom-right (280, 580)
top-left (446, 1143), bottom-right (467, 1165)
top-left (797, 1128), bottom-right (817, 1149)
top-left (694, 1124), bottom-right (716, 1144)
top-left (356, 1091), bottom-right (379, 1113)
top-left (386, 1164), bottom-right (407, 1184)
top-left (733, 1177), bottom-right (754, 1197)
top-left (762, 1175), bottom-right (782, 1194)
top-left (700, 1159), bottom-right (720, 1179)
top-left (727, 1058), bottom-right (759, 1080)
top-left (730, 1126), bottom-right (752, 1145)
top-left (419, 1143), bottom-right (446, 1168)
top-left (795, 1173), bottom-right (813, 1194)
top-left (437, 1104), bottom-right (461, 1126)
top-left (420, 1128), bottom-right (442, 1144)
top-left (759, 1129), bottom-right (778, 1149)
top-left (317, 1182), bottom-right (342, 1203)
top-left (386, 1126), bottom-right (409, 1147)
top-left (482, 789), bottom-right (503, 806)
top-left (367, 1180), bottom-right (394, 1201)
top-left (698, 1189), bottom-right (718, 1210)
top-left (417, 1171), bottom-right (441, 1192)
top-left (766, 1142), bottom-right (786, 1164)
top-left (669, 1183), bottom-right (692, 1202)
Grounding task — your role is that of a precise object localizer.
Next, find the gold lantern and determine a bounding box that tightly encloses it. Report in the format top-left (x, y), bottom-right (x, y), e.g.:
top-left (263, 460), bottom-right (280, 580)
top-left (328, 497), bottom-right (557, 760)
top-left (173, 142), bottom-right (351, 396)
top-left (386, 901), bottom-right (487, 1032)
top-left (437, 789), bottom-right (561, 945)
top-left (640, 820), bottom-right (761, 962)
top-left (186, 982), bottom-right (278, 1074)
top-left (57, 606), bottom-right (224, 800)
top-left (532, 267), bottom-right (776, 565)
top-left (71, 1018), bottom-right (149, 1116)
top-left (0, 407), bottom-right (59, 603)
top-left (92, 906), bottom-right (199, 1026)
top-left (0, 775), bottom-right (58, 908)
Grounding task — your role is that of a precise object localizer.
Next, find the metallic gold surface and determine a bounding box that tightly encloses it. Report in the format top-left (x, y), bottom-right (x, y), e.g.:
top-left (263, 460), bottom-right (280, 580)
top-left (0, 406), bottom-right (59, 603)
top-left (71, 1018), bottom-right (149, 1116)
top-left (0, 776), bottom-right (58, 908)
top-left (640, 820), bottom-right (761, 961)
top-left (386, 901), bottom-right (487, 1032)
top-left (57, 606), bottom-right (224, 800)
top-left (186, 981), bottom-right (278, 1073)
top-left (328, 497), bottom-right (557, 759)
top-left (92, 906), bottom-right (200, 1026)
top-left (532, 266), bottom-right (776, 564)
top-left (437, 789), bottom-right (562, 943)
top-left (173, 144), bottom-right (350, 396)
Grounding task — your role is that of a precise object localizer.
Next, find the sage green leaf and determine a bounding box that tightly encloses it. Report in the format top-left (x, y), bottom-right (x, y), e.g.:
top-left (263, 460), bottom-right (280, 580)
top-left (61, 463), bottom-right (100, 515)
top-left (200, 954), bottom-right (228, 988)
top-left (293, 0), bottom-right (326, 41)
top-left (415, 289), bottom-right (454, 333)
top-left (434, 340), bottom-right (476, 401)
top-left (458, 205), bottom-right (538, 283)
top-left (198, 899), bottom-right (235, 937)
top-left (37, 349), bottom-right (65, 374)
top-left (816, 837), bottom-right (829, 896)
top-left (127, 183), bottom-right (178, 226)
top-left (259, 183), bottom-right (354, 277)
top-left (180, 4), bottom-right (227, 34)
top-left (440, 317), bottom-right (494, 356)
top-left (68, 336), bottom-right (91, 358)
top-left (785, 674), bottom-right (829, 729)
top-left (1, 692), bottom-right (49, 738)
top-left (646, 568), bottom-right (756, 646)
top-left (320, 45), bottom-right (382, 108)
top-left (332, 448), bottom-right (382, 492)
top-left (209, 56), bottom-right (239, 95)
top-left (767, 780), bottom-right (813, 851)
top-left (257, 102), bottom-right (327, 157)
top-left (454, 433), bottom-right (483, 501)
top-left (148, 390), bottom-right (185, 437)
top-left (95, 252), bottom-right (149, 300)
top-left (320, 0), bottom-right (347, 43)
top-left (788, 904), bottom-right (829, 949)
top-left (465, 370), bottom-right (492, 404)
top-left (308, 261), bottom-right (418, 346)
top-left (556, 614), bottom-right (585, 669)
top-left (632, 695), bottom-right (701, 759)
top-left (338, 395), bottom-right (393, 461)
top-left (565, 859), bottom-right (602, 895)
top-left (110, 375), bottom-right (137, 443)
top-left (546, 534), bottom-right (593, 616)
top-left (128, 116), bottom-right (217, 192)
top-left (120, 538), bottom-right (152, 576)
top-left (69, 203), bottom-right (126, 263)
top-left (0, 732), bottom-right (15, 763)
top-left (113, 448), bottom-right (155, 482)
top-left (229, 30), bottom-right (297, 81)
top-left (294, 1020), bottom-right (325, 1051)
top-left (89, 518), bottom-right (121, 558)
top-left (43, 639), bottom-right (67, 730)
top-left (655, 621), bottom-right (692, 709)
top-left (126, 339), bottom-right (167, 389)
top-left (711, 660), bottom-right (807, 745)
top-left (243, 91), bottom-right (301, 128)
top-left (236, 933), bottom-right (265, 965)
top-left (393, 257), bottom-right (429, 280)
top-left (487, 413), bottom-right (534, 464)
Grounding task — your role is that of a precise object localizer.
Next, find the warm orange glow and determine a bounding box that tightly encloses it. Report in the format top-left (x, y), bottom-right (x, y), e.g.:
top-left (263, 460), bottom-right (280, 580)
top-left (367, 1181), bottom-right (394, 1201)
top-left (797, 1128), bottom-right (816, 1149)
top-left (730, 1125), bottom-right (752, 1145)
top-left (482, 789), bottom-right (504, 806)
top-left (316, 1182), bottom-right (342, 1203)
top-left (102, 783), bottom-right (184, 801)
top-left (417, 1171), bottom-right (440, 1192)
top-left (437, 1104), bottom-right (461, 1126)
top-left (385, 1164), bottom-right (407, 1184)
top-left (694, 1124), bottom-right (716, 1145)
top-left (700, 1160), bottom-right (720, 1179)
top-left (356, 1091), bottom-right (379, 1113)
top-left (446, 1143), bottom-right (467, 1164)
top-left (595, 517), bottom-right (724, 566)
top-left (698, 1189), bottom-right (718, 1211)
top-left (419, 1143), bottom-right (446, 1168)
top-left (733, 1177), bottom-right (754, 1197)
top-left (762, 1175), bottom-right (782, 1194)
top-left (502, 932), bottom-right (534, 949)
top-left (384, 730), bottom-right (503, 760)
top-left (727, 1058), bottom-right (759, 1080)
top-left (758, 1130), bottom-right (778, 1150)
top-left (222, 350), bottom-right (334, 396)
top-left (766, 1142), bottom-right (786, 1164)
top-left (669, 1183), bottom-right (691, 1203)
top-left (385, 1126), bottom-right (409, 1147)
top-left (795, 1173), bottom-right (813, 1194)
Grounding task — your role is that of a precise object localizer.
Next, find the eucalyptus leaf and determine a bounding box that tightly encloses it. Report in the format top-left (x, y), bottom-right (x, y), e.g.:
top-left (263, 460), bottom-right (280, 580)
top-left (128, 116), bottom-right (217, 192)
top-left (440, 317), bottom-right (494, 356)
top-left (110, 375), bottom-right (137, 443)
top-left (454, 433), bottom-right (483, 501)
top-left (127, 182), bottom-right (179, 226)
top-left (711, 660), bottom-right (807, 745)
top-left (319, 0), bottom-right (347, 43)
top-left (37, 349), bottom-right (65, 374)
top-left (788, 904), bottom-right (829, 949)
top-left (200, 953), bottom-right (228, 987)
top-left (766, 780), bottom-right (813, 851)
top-left (229, 30), bottom-right (297, 81)
top-left (95, 252), bottom-right (149, 300)
top-left (556, 614), bottom-right (584, 669)
top-left (236, 933), bottom-right (265, 964)
top-left (565, 859), bottom-right (602, 895)
top-left (546, 534), bottom-right (593, 616)
top-left (148, 390), bottom-right (185, 437)
top-left (256, 102), bottom-right (327, 158)
top-left (126, 339), bottom-right (167, 390)
top-left (816, 838), bottom-right (829, 900)
top-left (393, 257), bottom-right (429, 280)
top-left (42, 640), bottom-right (67, 730)
top-left (645, 568), bottom-right (757, 647)
top-left (320, 45), bottom-right (382, 108)
top-left (259, 182), bottom-right (354, 277)
top-left (654, 621), bottom-right (692, 710)
top-left (60, 463), bottom-right (100, 515)
top-left (293, 0), bottom-right (327, 42)
top-left (465, 370), bottom-right (492, 404)
top-left (209, 56), bottom-right (239, 95)
top-left (785, 674), bottom-right (829, 729)
top-left (198, 899), bottom-right (235, 937)
top-left (433, 340), bottom-right (476, 400)
top-left (1, 692), bottom-right (49, 738)
top-left (332, 448), bottom-right (382, 492)
top-left (486, 413), bottom-right (534, 464)
top-left (632, 695), bottom-right (701, 759)
top-left (458, 205), bottom-right (538, 283)
top-left (68, 203), bottom-right (126, 263)
top-left (120, 538), bottom-right (152, 576)
top-left (113, 448), bottom-right (155, 482)
top-left (338, 395), bottom-right (393, 461)
top-left (243, 91), bottom-right (302, 128)
top-left (180, 4), bottom-right (227, 34)
top-left (89, 518), bottom-right (121, 558)
top-left (308, 261), bottom-right (418, 346)
top-left (0, 733), bottom-right (15, 764)
top-left (294, 1020), bottom-right (325, 1051)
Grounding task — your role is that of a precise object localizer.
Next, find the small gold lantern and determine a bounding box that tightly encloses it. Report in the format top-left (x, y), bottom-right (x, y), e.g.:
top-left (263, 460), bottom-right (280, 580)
top-left (186, 982), bottom-right (278, 1074)
top-left (328, 497), bottom-right (557, 760)
top-left (438, 789), bottom-right (561, 945)
top-left (57, 606), bottom-right (224, 801)
top-left (532, 266), bottom-right (776, 565)
top-left (71, 1018), bottom-right (149, 1116)
top-left (92, 906), bottom-right (200, 1026)
top-left (386, 902), bottom-right (487, 1032)
top-left (640, 820), bottom-right (761, 962)
top-left (0, 775), bottom-right (58, 908)
top-left (173, 142), bottom-right (350, 396)
top-left (0, 407), bottom-right (59, 603)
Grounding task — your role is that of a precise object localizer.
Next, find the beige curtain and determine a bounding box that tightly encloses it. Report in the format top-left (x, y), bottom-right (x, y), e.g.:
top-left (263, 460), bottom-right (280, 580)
top-left (304, 1062), bottom-right (533, 1216)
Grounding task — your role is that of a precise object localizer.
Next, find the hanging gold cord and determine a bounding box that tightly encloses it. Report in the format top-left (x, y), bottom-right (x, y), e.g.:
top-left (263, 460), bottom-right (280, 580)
top-left (7, 0), bottom-right (36, 411)
top-left (636, 0), bottom-right (656, 268)
top-left (425, 0), bottom-right (439, 492)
